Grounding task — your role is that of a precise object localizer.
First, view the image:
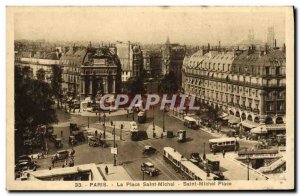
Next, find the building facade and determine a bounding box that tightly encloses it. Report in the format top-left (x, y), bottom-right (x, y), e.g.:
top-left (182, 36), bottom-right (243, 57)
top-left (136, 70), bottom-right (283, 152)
top-left (142, 49), bottom-right (162, 78)
top-left (80, 47), bottom-right (122, 98)
top-left (115, 41), bottom-right (143, 82)
top-left (161, 37), bottom-right (186, 82)
top-left (182, 47), bottom-right (286, 131)
top-left (16, 52), bottom-right (60, 83)
top-left (60, 46), bottom-right (87, 95)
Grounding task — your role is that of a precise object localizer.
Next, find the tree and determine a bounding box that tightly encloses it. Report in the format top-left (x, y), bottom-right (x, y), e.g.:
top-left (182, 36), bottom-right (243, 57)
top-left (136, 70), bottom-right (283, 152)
top-left (36, 68), bottom-right (46, 81)
top-left (124, 76), bottom-right (145, 95)
top-left (160, 71), bottom-right (179, 94)
top-left (51, 65), bottom-right (63, 108)
top-left (15, 66), bottom-right (58, 156)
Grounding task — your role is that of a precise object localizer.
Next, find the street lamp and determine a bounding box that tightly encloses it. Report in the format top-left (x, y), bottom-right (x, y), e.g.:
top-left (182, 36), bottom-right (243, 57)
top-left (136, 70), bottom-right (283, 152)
top-left (245, 148), bottom-right (250, 181)
top-left (113, 125), bottom-right (117, 166)
top-left (152, 106), bottom-right (155, 138)
top-left (203, 142), bottom-right (206, 160)
top-left (87, 117), bottom-right (90, 128)
top-left (103, 114), bottom-right (106, 139)
top-left (163, 108), bottom-right (166, 132)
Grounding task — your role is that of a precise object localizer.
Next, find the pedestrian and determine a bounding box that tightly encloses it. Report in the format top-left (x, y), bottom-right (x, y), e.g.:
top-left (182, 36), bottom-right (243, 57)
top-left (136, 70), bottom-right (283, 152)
top-left (49, 166), bottom-right (52, 170)
top-left (222, 149), bottom-right (226, 158)
top-left (105, 165), bottom-right (109, 175)
top-left (95, 130), bottom-right (98, 137)
top-left (52, 159), bottom-right (55, 168)
top-left (111, 121), bottom-right (113, 126)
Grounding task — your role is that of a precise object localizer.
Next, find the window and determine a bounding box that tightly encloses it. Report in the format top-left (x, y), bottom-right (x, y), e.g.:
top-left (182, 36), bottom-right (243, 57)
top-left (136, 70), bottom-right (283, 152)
top-left (265, 67), bottom-right (270, 75)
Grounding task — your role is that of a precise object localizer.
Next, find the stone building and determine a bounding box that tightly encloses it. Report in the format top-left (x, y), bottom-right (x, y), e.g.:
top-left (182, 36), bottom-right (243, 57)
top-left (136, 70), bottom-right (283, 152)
top-left (16, 51), bottom-right (60, 83)
top-left (80, 46), bottom-right (121, 98)
top-left (182, 46), bottom-right (286, 132)
top-left (161, 37), bottom-right (186, 82)
top-left (142, 49), bottom-right (162, 78)
top-left (115, 41), bottom-right (143, 82)
top-left (60, 46), bottom-right (86, 95)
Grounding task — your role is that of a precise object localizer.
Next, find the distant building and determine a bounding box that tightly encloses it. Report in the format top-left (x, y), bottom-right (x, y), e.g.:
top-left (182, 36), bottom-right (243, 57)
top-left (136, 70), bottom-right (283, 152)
top-left (16, 51), bottom-right (60, 83)
top-left (115, 41), bottom-right (143, 82)
top-left (183, 46), bottom-right (286, 132)
top-left (60, 46), bottom-right (87, 95)
top-left (142, 49), bottom-right (162, 78)
top-left (161, 37), bottom-right (186, 82)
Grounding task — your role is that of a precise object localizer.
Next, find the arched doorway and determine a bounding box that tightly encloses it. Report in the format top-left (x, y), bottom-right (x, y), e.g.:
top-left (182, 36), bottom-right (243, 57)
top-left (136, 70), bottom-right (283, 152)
top-left (276, 117), bottom-right (284, 124)
top-left (265, 116), bottom-right (273, 124)
top-left (235, 111), bottom-right (240, 117)
top-left (247, 115), bottom-right (253, 121)
top-left (229, 110), bottom-right (234, 115)
top-left (241, 113), bottom-right (246, 121)
top-left (254, 116), bottom-right (260, 124)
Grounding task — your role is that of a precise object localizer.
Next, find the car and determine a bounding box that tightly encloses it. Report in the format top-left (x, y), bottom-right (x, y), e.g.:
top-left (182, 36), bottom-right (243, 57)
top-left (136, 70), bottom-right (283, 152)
top-left (141, 162), bottom-right (160, 176)
top-left (190, 153), bottom-right (202, 163)
top-left (16, 155), bottom-right (32, 164)
top-left (129, 121), bottom-right (138, 132)
top-left (142, 146), bottom-right (157, 155)
top-left (15, 161), bottom-right (37, 172)
top-left (88, 137), bottom-right (107, 147)
top-left (69, 136), bottom-right (78, 146)
top-left (53, 150), bottom-right (69, 161)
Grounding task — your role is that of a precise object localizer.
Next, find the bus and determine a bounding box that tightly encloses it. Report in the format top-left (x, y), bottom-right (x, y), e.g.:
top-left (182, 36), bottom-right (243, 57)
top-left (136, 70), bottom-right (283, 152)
top-left (208, 137), bottom-right (239, 152)
top-left (163, 147), bottom-right (217, 180)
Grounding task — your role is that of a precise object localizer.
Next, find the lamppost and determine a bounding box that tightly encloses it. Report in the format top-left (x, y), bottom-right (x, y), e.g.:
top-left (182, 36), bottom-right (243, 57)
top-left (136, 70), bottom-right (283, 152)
top-left (203, 142), bottom-right (206, 160)
top-left (163, 108), bottom-right (166, 132)
top-left (245, 148), bottom-right (250, 181)
top-left (120, 124), bottom-right (123, 141)
top-left (87, 117), bottom-right (90, 128)
top-left (113, 125), bottom-right (117, 166)
top-left (152, 106), bottom-right (155, 138)
top-left (103, 114), bottom-right (106, 139)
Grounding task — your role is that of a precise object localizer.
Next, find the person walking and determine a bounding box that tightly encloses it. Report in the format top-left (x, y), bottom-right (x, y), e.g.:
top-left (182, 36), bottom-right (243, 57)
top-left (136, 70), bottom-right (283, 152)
top-left (52, 158), bottom-right (55, 168)
top-left (222, 149), bottom-right (226, 158)
top-left (105, 165), bottom-right (109, 175)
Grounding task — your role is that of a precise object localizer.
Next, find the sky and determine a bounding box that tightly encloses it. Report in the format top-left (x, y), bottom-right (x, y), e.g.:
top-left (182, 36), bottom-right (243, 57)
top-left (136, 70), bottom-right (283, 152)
top-left (13, 7), bottom-right (287, 45)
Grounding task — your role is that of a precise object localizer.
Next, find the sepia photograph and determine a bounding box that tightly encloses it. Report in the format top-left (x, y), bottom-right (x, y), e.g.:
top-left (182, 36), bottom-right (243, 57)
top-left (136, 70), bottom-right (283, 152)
top-left (6, 6), bottom-right (294, 191)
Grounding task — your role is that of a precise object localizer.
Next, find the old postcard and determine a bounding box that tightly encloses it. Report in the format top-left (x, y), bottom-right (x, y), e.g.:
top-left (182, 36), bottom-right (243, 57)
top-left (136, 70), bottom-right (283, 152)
top-left (6, 6), bottom-right (294, 191)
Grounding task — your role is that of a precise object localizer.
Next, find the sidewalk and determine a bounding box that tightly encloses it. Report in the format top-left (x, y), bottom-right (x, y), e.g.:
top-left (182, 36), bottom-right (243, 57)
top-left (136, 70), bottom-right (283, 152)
top-left (206, 153), bottom-right (268, 180)
top-left (168, 113), bottom-right (258, 144)
top-left (97, 164), bottom-right (132, 181)
top-left (69, 109), bottom-right (128, 117)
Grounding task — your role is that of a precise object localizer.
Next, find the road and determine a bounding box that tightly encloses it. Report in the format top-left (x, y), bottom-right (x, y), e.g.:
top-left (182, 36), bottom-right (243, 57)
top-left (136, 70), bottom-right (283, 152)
top-left (35, 107), bottom-right (256, 180)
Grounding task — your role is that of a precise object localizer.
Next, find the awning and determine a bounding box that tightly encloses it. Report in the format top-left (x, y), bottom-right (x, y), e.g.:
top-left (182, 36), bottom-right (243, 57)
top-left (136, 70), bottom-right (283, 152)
top-left (266, 124), bottom-right (286, 131)
top-left (241, 120), bottom-right (259, 129)
top-left (228, 115), bottom-right (240, 124)
top-left (251, 125), bottom-right (268, 134)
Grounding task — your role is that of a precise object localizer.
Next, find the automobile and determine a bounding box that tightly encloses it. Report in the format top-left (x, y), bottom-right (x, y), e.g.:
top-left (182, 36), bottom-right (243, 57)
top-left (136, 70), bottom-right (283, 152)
top-left (137, 111), bottom-right (147, 123)
top-left (129, 121), bottom-right (138, 132)
top-left (141, 162), bottom-right (160, 177)
top-left (73, 131), bottom-right (86, 142)
top-left (15, 161), bottom-right (37, 172)
top-left (69, 136), bottom-right (78, 146)
top-left (16, 155), bottom-right (32, 164)
top-left (190, 153), bottom-right (202, 163)
top-left (54, 138), bottom-right (63, 149)
top-left (53, 150), bottom-right (69, 161)
top-left (88, 137), bottom-right (108, 148)
top-left (183, 116), bottom-right (199, 130)
top-left (142, 146), bottom-right (157, 155)
top-left (70, 123), bottom-right (80, 132)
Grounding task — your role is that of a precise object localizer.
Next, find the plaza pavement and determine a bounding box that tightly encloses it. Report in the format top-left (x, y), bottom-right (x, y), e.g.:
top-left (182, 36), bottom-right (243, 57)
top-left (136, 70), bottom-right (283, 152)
top-left (97, 164), bottom-right (132, 181)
